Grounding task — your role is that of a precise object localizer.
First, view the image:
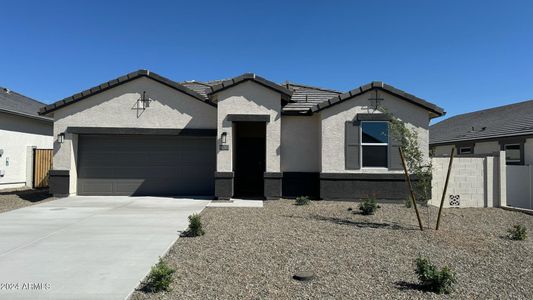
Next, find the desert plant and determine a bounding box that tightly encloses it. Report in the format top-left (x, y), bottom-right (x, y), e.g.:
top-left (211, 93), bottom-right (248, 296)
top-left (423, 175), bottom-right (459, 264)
top-left (295, 196), bottom-right (311, 206)
top-left (183, 214), bottom-right (205, 237)
top-left (507, 224), bottom-right (527, 240)
top-left (359, 196), bottom-right (380, 215)
top-left (142, 258), bottom-right (175, 293)
top-left (415, 257), bottom-right (456, 294)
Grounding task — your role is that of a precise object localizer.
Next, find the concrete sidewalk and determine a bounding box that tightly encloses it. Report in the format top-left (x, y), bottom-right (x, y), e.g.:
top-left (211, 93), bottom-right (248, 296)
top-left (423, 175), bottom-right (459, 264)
top-left (0, 196), bottom-right (210, 300)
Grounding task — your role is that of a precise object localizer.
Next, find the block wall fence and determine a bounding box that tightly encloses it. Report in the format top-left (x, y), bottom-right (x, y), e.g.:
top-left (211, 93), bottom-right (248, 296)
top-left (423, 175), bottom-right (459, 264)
top-left (429, 151), bottom-right (506, 208)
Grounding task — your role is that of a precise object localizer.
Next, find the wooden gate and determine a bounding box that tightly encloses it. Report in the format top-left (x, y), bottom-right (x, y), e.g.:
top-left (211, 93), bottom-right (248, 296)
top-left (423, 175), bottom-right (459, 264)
top-left (34, 149), bottom-right (53, 188)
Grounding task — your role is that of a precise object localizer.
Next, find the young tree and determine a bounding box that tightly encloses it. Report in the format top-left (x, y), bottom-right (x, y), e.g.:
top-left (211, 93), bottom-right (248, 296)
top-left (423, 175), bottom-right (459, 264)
top-left (379, 106), bottom-right (432, 230)
top-left (388, 114), bottom-right (432, 204)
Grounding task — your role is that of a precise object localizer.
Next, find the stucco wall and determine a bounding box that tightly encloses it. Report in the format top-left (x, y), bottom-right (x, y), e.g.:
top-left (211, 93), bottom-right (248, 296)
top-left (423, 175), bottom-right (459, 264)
top-left (433, 139), bottom-right (533, 165)
top-left (216, 81), bottom-right (281, 172)
top-left (432, 144), bottom-right (454, 157)
top-left (0, 112), bottom-right (53, 189)
top-left (50, 77), bottom-right (217, 194)
top-left (281, 115), bottom-right (320, 172)
top-left (524, 138), bottom-right (533, 165)
top-left (432, 142), bottom-right (500, 157)
top-left (319, 90), bottom-right (430, 173)
top-left (474, 141), bottom-right (500, 154)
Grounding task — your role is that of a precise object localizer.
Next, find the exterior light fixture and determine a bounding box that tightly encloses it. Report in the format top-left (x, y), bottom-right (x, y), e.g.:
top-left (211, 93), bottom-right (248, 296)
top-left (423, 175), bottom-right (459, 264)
top-left (221, 132), bottom-right (227, 144)
top-left (57, 133), bottom-right (65, 144)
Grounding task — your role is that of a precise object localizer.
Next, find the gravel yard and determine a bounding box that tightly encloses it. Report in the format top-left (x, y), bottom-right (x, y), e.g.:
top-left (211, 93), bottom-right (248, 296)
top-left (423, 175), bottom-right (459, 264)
top-left (0, 188), bottom-right (55, 213)
top-left (132, 200), bottom-right (533, 299)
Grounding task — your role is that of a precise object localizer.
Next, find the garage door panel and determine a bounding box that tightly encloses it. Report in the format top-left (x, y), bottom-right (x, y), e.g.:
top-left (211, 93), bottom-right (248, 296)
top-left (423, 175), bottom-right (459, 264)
top-left (78, 180), bottom-right (115, 195)
top-left (77, 135), bottom-right (215, 196)
top-left (80, 167), bottom-right (180, 179)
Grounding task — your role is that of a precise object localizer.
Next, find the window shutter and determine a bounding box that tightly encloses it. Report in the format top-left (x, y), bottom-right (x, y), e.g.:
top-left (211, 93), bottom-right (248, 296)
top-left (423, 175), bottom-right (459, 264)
top-left (388, 124), bottom-right (403, 170)
top-left (345, 121), bottom-right (360, 170)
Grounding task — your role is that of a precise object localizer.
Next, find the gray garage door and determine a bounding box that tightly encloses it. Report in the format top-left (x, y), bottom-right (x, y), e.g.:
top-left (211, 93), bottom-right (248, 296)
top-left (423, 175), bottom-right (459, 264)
top-left (77, 135), bottom-right (215, 196)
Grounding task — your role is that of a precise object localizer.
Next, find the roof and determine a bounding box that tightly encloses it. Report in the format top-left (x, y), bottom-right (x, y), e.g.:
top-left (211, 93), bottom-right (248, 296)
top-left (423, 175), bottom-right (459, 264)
top-left (0, 87), bottom-right (51, 121)
top-left (180, 81), bottom-right (212, 98)
top-left (39, 70), bottom-right (444, 118)
top-left (206, 73), bottom-right (293, 102)
top-left (39, 70), bottom-right (213, 115)
top-left (310, 81), bottom-right (445, 118)
top-left (430, 99), bottom-right (533, 145)
top-left (282, 82), bottom-right (341, 114)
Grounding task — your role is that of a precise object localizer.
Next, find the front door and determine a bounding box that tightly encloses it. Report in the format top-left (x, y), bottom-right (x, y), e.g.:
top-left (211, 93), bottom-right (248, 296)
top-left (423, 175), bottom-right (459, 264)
top-left (234, 122), bottom-right (266, 198)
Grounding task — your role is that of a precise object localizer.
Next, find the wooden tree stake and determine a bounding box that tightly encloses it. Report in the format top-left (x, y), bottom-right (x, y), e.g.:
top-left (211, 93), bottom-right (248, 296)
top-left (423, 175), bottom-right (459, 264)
top-left (435, 147), bottom-right (455, 230)
top-left (399, 148), bottom-right (424, 231)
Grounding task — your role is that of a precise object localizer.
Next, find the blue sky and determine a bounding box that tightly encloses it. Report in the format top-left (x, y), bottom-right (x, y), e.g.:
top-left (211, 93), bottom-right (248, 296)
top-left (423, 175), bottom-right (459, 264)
top-left (1, 0), bottom-right (532, 120)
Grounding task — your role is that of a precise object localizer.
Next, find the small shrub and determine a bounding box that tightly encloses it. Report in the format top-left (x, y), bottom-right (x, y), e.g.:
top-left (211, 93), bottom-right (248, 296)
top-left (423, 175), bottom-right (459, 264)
top-left (415, 257), bottom-right (456, 294)
top-left (295, 196), bottom-right (311, 206)
top-left (142, 258), bottom-right (175, 293)
top-left (182, 214), bottom-right (205, 237)
top-left (359, 196), bottom-right (380, 215)
top-left (405, 197), bottom-right (412, 208)
top-left (507, 224), bottom-right (527, 240)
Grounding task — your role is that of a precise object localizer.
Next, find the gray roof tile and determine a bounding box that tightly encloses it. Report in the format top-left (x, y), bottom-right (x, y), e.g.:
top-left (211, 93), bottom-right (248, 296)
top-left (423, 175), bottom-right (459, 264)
top-left (309, 81), bottom-right (445, 117)
top-left (40, 70), bottom-right (213, 115)
top-left (281, 83), bottom-right (341, 113)
top-left (430, 99), bottom-right (533, 144)
top-left (38, 70), bottom-right (444, 118)
top-left (180, 81), bottom-right (212, 97)
top-left (207, 73), bottom-right (293, 101)
top-left (0, 87), bottom-right (51, 121)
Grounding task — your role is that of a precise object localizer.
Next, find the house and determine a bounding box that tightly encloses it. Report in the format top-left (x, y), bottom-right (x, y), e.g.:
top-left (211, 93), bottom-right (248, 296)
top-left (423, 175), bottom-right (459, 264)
top-left (39, 70), bottom-right (445, 200)
top-left (430, 99), bottom-right (533, 165)
top-left (0, 87), bottom-right (53, 190)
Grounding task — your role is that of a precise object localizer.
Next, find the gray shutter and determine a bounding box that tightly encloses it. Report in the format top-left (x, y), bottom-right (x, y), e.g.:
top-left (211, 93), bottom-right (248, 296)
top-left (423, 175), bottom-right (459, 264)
top-left (388, 123), bottom-right (403, 170)
top-left (345, 121), bottom-right (360, 170)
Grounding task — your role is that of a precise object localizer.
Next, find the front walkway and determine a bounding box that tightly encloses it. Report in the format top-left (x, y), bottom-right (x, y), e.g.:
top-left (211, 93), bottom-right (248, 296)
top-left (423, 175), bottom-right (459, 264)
top-left (0, 196), bottom-right (210, 300)
top-left (207, 198), bottom-right (264, 208)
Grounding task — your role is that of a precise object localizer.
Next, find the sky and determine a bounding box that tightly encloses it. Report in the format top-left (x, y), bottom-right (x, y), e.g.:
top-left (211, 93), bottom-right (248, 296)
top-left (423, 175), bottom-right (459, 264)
top-left (1, 0), bottom-right (532, 121)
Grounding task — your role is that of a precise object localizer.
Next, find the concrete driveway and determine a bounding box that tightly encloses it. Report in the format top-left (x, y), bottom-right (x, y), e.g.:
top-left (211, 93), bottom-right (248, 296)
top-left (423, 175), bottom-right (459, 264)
top-left (0, 196), bottom-right (210, 300)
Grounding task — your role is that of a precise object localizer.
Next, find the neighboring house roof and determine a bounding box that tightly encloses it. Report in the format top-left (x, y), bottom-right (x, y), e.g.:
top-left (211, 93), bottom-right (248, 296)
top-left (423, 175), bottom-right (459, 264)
top-left (430, 99), bottom-right (533, 145)
top-left (310, 81), bottom-right (445, 118)
top-left (39, 70), bottom-right (444, 118)
top-left (206, 73), bottom-right (293, 102)
top-left (0, 87), bottom-right (51, 122)
top-left (39, 70), bottom-right (214, 115)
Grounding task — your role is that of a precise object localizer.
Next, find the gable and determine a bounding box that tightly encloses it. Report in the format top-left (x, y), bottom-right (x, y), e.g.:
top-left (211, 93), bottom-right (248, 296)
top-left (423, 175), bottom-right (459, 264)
top-left (215, 80), bottom-right (282, 113)
top-left (312, 81), bottom-right (445, 119)
top-left (319, 89), bottom-right (431, 173)
top-left (40, 70), bottom-right (213, 115)
top-left (53, 76), bottom-right (216, 129)
top-left (320, 89), bottom-right (429, 129)
top-left (208, 73), bottom-right (292, 103)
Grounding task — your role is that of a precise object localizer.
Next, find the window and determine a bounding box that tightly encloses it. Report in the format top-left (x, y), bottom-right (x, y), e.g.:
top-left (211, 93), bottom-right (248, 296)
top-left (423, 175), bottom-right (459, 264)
top-left (458, 147), bottom-right (472, 154)
top-left (361, 121), bottom-right (388, 167)
top-left (504, 144), bottom-right (521, 164)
